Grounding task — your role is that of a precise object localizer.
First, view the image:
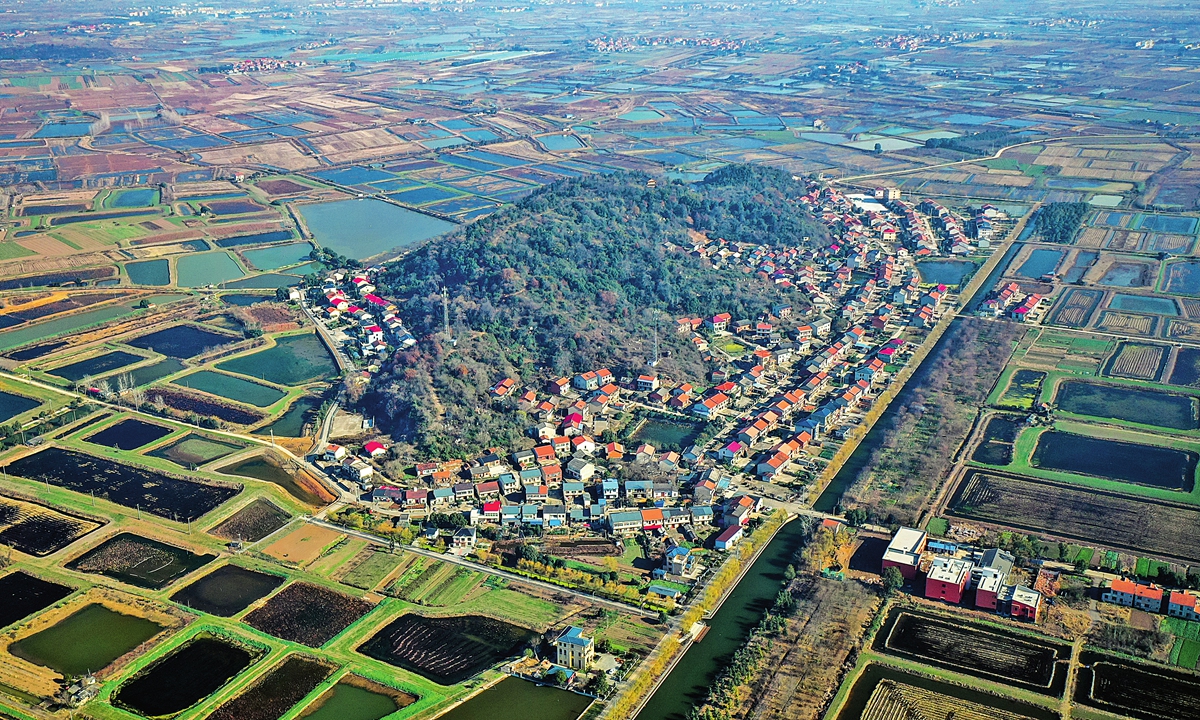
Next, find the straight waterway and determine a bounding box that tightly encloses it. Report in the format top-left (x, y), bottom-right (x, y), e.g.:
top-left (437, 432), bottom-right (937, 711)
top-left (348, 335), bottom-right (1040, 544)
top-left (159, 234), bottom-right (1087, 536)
top-left (635, 519), bottom-right (809, 720)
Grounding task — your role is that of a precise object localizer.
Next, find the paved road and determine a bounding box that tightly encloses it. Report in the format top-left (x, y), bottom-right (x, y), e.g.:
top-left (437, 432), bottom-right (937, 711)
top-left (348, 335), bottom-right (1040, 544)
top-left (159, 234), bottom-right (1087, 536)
top-left (305, 516), bottom-right (651, 616)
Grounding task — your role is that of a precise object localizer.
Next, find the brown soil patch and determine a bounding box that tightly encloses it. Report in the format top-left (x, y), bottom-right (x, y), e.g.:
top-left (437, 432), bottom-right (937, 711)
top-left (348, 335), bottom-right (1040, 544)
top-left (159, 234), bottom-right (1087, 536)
top-left (263, 524), bottom-right (343, 566)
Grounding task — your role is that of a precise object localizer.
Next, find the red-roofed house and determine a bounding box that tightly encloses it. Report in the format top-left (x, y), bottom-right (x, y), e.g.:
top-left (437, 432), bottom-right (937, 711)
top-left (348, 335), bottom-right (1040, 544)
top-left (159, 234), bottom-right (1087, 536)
top-left (1102, 578), bottom-right (1164, 613)
top-left (1169, 591), bottom-right (1200, 621)
top-left (364, 441), bottom-right (387, 457)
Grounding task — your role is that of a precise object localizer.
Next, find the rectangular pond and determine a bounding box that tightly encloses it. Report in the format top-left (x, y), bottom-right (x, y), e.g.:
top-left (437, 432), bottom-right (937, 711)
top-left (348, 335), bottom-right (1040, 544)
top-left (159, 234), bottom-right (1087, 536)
top-left (47, 350), bottom-right (144, 382)
top-left (916, 260), bottom-right (975, 287)
top-left (148, 433), bottom-right (243, 468)
top-left (176, 252), bottom-right (246, 287)
top-left (0, 493), bottom-right (103, 556)
top-left (216, 334), bottom-right (336, 386)
top-left (244, 581), bottom-right (372, 648)
top-left (170, 564), bottom-right (285, 617)
top-left (0, 571), bottom-right (73, 629)
top-left (241, 243), bottom-right (315, 271)
top-left (1014, 248), bottom-right (1063, 279)
top-left (172, 370), bottom-right (286, 407)
top-left (113, 635), bottom-right (258, 718)
top-left (0, 390), bottom-right (41, 423)
top-left (297, 676), bottom-right (416, 720)
top-left (295, 199), bottom-right (456, 260)
top-left (125, 358), bottom-right (186, 386)
top-left (84, 418), bottom-right (174, 451)
top-left (209, 499), bottom-right (291, 543)
top-left (0, 304), bottom-right (141, 352)
top-left (1055, 380), bottom-right (1198, 430)
top-left (435, 677), bottom-right (591, 720)
top-left (9, 603), bottom-right (164, 676)
top-left (4, 447), bottom-right (240, 521)
top-left (125, 259), bottom-right (170, 286)
top-left (209, 654), bottom-right (333, 720)
top-left (125, 324), bottom-right (239, 359)
top-left (1164, 261), bottom-right (1200, 296)
top-left (67, 532), bottom-right (216, 589)
top-left (1108, 294), bottom-right (1178, 315)
top-left (1032, 430), bottom-right (1197, 491)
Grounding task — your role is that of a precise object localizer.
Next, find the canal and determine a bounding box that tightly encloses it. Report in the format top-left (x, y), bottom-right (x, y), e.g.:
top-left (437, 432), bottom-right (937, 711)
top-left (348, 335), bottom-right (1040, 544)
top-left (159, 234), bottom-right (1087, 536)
top-left (635, 519), bottom-right (810, 720)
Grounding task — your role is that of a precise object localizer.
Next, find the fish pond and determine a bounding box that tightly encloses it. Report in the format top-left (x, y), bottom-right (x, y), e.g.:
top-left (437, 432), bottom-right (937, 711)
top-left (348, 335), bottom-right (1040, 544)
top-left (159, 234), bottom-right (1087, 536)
top-left (1108, 294), bottom-right (1178, 315)
top-left (218, 455), bottom-right (326, 506)
top-left (1098, 262), bottom-right (1152, 288)
top-left (298, 676), bottom-right (417, 720)
top-left (1032, 430), bottom-right (1198, 491)
top-left (108, 188), bottom-right (160, 208)
top-left (9, 603), bottom-right (163, 676)
top-left (172, 370), bottom-right (286, 407)
top-left (124, 357), bottom-right (186, 386)
top-left (84, 418), bottom-right (174, 451)
top-left (4, 447), bottom-right (241, 521)
top-left (358, 613), bottom-right (536, 686)
top-left (1170, 348), bottom-right (1200, 388)
top-left (148, 433), bottom-right (243, 468)
top-left (971, 415), bottom-right (1022, 466)
top-left (221, 293), bottom-right (273, 307)
top-left (242, 242), bottom-right (314, 271)
top-left (436, 677), bottom-right (591, 720)
top-left (217, 333), bottom-right (336, 386)
top-left (113, 635), bottom-right (258, 718)
top-left (176, 252), bottom-right (246, 287)
top-left (125, 259), bottom-right (170, 286)
top-left (67, 533), bottom-right (216, 589)
top-left (258, 395), bottom-right (321, 438)
top-left (1164, 260), bottom-right (1200, 296)
top-left (1014, 248), bottom-right (1063, 279)
top-left (295, 199), bottom-right (456, 260)
top-left (126, 324), bottom-right (238, 359)
top-left (47, 350), bottom-right (144, 382)
top-left (1055, 380), bottom-right (1198, 430)
top-left (0, 390), bottom-right (41, 423)
top-left (630, 417), bottom-right (704, 451)
top-left (917, 259), bottom-right (975, 287)
top-left (171, 564), bottom-right (284, 617)
top-left (0, 571), bottom-right (73, 629)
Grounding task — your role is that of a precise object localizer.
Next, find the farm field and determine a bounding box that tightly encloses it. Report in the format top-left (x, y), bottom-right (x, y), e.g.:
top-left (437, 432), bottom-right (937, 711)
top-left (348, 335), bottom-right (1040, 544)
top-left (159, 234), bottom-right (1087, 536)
top-left (875, 609), bottom-right (1070, 694)
top-left (1075, 650), bottom-right (1200, 720)
top-left (947, 469), bottom-right (1200, 561)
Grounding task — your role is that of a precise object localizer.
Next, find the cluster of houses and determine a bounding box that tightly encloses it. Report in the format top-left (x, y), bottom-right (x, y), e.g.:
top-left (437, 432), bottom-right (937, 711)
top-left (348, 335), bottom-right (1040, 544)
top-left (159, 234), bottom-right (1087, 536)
top-left (1100, 578), bottom-right (1200, 621)
top-left (882, 527), bottom-right (1043, 621)
top-left (980, 281), bottom-right (1044, 322)
top-left (310, 268), bottom-right (416, 366)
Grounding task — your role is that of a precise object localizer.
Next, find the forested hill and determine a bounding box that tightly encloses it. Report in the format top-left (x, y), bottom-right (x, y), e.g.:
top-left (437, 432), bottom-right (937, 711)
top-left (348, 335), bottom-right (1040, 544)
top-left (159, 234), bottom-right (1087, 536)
top-left (366, 165), bottom-right (829, 459)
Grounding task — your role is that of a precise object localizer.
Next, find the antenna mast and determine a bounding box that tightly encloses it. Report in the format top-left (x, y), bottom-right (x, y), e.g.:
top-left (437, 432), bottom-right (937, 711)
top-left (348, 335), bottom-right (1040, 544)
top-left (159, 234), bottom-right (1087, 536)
top-left (442, 286), bottom-right (452, 342)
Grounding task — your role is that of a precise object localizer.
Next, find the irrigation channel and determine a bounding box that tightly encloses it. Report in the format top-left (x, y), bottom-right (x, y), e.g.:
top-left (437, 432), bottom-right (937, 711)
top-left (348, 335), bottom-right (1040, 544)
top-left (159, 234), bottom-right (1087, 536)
top-left (634, 519), bottom-right (809, 720)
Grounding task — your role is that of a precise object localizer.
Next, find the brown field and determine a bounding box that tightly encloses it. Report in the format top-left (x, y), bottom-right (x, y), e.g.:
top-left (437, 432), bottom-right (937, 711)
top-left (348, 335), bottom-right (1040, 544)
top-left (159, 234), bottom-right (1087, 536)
top-left (198, 142), bottom-right (319, 171)
top-left (1097, 312), bottom-right (1156, 337)
top-left (1048, 289), bottom-right (1103, 328)
top-left (1076, 228), bottom-right (1109, 248)
top-left (947, 469), bottom-right (1200, 562)
top-left (263, 524), bottom-right (343, 566)
top-left (256, 179), bottom-right (311, 196)
top-left (1168, 320), bottom-right (1200, 341)
top-left (1105, 231), bottom-right (1145, 252)
top-left (1106, 342), bottom-right (1167, 380)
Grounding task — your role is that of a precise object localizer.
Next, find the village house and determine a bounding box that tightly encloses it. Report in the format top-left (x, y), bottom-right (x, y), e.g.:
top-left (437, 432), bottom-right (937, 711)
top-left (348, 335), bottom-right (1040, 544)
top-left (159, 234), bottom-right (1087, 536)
top-left (1102, 578), bottom-right (1165, 613)
top-left (556, 627), bottom-right (595, 671)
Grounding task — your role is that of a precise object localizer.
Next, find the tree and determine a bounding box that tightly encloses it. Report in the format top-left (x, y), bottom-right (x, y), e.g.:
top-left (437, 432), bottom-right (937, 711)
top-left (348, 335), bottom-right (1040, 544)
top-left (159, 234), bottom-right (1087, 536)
top-left (844, 508), bottom-right (868, 527)
top-left (783, 564), bottom-right (796, 582)
top-left (873, 142), bottom-right (883, 155)
top-left (592, 673), bottom-right (612, 697)
top-left (658, 609), bottom-right (670, 625)
top-left (882, 566), bottom-right (904, 596)
top-left (550, 669), bottom-right (569, 686)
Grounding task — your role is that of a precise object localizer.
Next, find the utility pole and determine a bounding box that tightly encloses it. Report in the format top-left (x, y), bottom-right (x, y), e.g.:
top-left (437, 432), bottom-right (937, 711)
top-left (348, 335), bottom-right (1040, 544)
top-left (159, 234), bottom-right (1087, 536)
top-left (442, 286), bottom-right (451, 341)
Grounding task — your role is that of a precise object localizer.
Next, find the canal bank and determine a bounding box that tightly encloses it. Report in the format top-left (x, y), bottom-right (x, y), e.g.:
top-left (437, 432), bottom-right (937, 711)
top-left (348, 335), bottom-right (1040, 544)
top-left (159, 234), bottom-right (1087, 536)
top-left (633, 518), bottom-right (810, 720)
top-left (811, 203), bottom-right (1037, 513)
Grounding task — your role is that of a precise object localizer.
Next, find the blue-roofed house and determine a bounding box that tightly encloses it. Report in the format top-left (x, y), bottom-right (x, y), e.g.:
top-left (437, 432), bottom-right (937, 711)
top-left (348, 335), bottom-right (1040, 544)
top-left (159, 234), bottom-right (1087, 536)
top-left (555, 627), bottom-right (595, 670)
